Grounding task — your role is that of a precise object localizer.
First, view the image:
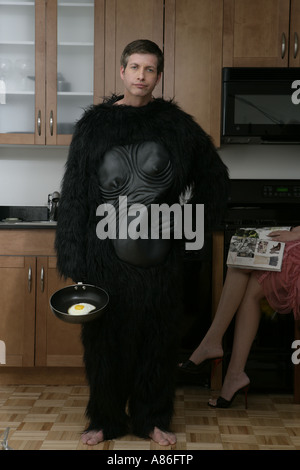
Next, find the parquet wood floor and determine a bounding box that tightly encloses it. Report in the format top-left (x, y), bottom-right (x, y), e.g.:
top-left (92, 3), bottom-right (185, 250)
top-left (0, 384), bottom-right (299, 450)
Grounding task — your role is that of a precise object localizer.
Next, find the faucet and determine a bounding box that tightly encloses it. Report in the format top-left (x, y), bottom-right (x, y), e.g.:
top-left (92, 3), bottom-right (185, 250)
top-left (48, 191), bottom-right (60, 221)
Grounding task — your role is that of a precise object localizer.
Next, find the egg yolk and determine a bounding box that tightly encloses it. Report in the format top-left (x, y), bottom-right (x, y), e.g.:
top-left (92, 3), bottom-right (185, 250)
top-left (74, 305), bottom-right (85, 310)
top-left (68, 302), bottom-right (96, 315)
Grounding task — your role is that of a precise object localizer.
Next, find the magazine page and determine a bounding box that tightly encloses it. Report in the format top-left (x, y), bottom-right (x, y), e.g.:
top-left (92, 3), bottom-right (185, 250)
top-left (226, 227), bottom-right (290, 272)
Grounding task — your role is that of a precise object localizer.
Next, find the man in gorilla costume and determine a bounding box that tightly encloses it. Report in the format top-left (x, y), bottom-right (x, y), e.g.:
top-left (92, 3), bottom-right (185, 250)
top-left (55, 40), bottom-right (229, 446)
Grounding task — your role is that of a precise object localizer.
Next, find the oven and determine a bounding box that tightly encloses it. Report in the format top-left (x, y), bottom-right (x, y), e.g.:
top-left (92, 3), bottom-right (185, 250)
top-left (223, 179), bottom-right (300, 392)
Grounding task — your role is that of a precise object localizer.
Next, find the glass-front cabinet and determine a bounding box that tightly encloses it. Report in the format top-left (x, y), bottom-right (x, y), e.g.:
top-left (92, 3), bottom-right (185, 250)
top-left (0, 0), bottom-right (102, 146)
top-left (0, 1), bottom-right (36, 143)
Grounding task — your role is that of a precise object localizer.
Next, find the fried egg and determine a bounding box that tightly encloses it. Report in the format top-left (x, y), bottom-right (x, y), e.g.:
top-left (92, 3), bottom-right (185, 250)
top-left (68, 303), bottom-right (96, 315)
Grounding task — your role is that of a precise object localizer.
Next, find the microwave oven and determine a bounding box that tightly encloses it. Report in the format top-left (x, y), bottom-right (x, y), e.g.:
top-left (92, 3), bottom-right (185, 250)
top-left (222, 67), bottom-right (300, 144)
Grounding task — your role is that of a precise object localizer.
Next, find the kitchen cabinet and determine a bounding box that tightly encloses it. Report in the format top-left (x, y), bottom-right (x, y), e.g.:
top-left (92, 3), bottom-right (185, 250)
top-left (164, 0), bottom-right (223, 146)
top-left (0, 0), bottom-right (104, 146)
top-left (223, 0), bottom-right (300, 67)
top-left (35, 256), bottom-right (84, 367)
top-left (0, 256), bottom-right (36, 366)
top-left (0, 230), bottom-right (83, 368)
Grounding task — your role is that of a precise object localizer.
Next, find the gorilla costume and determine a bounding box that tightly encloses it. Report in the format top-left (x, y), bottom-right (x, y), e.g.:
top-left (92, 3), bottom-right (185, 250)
top-left (55, 95), bottom-right (229, 440)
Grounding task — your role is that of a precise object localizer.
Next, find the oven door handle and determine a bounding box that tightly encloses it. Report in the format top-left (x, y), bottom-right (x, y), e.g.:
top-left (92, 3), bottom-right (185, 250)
top-left (294, 32), bottom-right (299, 59)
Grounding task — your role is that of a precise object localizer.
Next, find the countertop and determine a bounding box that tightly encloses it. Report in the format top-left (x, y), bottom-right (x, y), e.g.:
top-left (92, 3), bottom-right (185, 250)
top-left (0, 221), bottom-right (57, 229)
top-left (0, 205), bottom-right (56, 229)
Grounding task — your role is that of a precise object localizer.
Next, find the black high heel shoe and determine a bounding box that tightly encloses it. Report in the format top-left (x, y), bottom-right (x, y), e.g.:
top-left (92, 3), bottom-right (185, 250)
top-left (208, 384), bottom-right (250, 409)
top-left (178, 357), bottom-right (222, 376)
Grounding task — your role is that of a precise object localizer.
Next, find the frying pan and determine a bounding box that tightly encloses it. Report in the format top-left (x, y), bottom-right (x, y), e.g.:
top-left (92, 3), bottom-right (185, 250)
top-left (50, 282), bottom-right (109, 324)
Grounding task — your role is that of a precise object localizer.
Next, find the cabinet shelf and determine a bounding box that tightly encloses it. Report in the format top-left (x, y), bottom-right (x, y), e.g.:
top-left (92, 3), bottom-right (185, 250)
top-left (0, 1), bottom-right (34, 5)
top-left (5, 91), bottom-right (34, 95)
top-left (58, 42), bottom-right (93, 47)
top-left (58, 2), bottom-right (94, 7)
top-left (58, 91), bottom-right (93, 96)
top-left (0, 41), bottom-right (34, 45)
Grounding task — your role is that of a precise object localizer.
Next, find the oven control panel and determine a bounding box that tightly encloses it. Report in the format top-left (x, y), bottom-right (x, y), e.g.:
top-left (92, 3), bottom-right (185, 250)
top-left (263, 184), bottom-right (300, 198)
top-left (228, 179), bottom-right (300, 205)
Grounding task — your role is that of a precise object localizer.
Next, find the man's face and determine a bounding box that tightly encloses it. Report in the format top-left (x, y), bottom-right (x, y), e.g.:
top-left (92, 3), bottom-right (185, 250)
top-left (120, 53), bottom-right (161, 101)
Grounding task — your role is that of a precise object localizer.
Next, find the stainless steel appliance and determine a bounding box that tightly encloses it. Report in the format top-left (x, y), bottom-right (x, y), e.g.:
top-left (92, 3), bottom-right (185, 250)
top-left (222, 67), bottom-right (300, 144)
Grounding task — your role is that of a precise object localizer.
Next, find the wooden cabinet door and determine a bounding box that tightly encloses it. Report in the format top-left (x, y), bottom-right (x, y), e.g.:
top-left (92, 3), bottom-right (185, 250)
top-left (0, 0), bottom-right (45, 145)
top-left (164, 0), bottom-right (223, 147)
top-left (35, 257), bottom-right (83, 367)
top-left (290, 0), bottom-right (300, 66)
top-left (0, 256), bottom-right (36, 367)
top-left (223, 0), bottom-right (290, 67)
top-left (104, 0), bottom-right (164, 97)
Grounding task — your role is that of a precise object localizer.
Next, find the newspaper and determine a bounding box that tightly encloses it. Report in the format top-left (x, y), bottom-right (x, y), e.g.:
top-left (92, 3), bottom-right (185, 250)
top-left (226, 227), bottom-right (291, 271)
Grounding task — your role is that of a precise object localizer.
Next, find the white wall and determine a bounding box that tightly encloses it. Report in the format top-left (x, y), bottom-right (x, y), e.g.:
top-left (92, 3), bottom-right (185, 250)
top-left (0, 144), bottom-right (299, 206)
top-left (219, 144), bottom-right (300, 180)
top-left (0, 146), bottom-right (68, 206)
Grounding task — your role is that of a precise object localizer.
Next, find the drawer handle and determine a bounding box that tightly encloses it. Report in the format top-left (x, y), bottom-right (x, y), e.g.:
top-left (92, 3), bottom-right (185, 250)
top-left (40, 266), bottom-right (44, 292)
top-left (28, 266), bottom-right (32, 292)
top-left (50, 110), bottom-right (54, 136)
top-left (37, 110), bottom-right (41, 136)
top-left (281, 32), bottom-right (286, 59)
top-left (295, 32), bottom-right (299, 59)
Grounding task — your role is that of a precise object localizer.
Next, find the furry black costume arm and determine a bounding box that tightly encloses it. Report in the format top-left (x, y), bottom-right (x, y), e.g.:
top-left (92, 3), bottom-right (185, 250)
top-left (55, 121), bottom-right (91, 282)
top-left (171, 108), bottom-right (229, 227)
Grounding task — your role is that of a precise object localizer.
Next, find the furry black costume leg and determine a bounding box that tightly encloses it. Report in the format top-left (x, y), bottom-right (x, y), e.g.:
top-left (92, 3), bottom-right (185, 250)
top-left (82, 319), bottom-right (130, 439)
top-left (81, 246), bottom-right (183, 440)
top-left (127, 312), bottom-right (179, 438)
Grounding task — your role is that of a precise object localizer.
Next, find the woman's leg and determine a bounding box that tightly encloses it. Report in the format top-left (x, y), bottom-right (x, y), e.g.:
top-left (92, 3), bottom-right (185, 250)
top-left (188, 267), bottom-right (253, 365)
top-left (210, 272), bottom-right (264, 402)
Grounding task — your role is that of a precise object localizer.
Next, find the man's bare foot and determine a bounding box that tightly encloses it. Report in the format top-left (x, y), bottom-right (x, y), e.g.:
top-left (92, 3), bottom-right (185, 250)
top-left (149, 426), bottom-right (176, 446)
top-left (81, 429), bottom-right (104, 445)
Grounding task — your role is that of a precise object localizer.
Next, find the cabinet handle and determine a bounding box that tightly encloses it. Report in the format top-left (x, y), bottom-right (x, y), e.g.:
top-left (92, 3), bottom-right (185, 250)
top-left (295, 32), bottom-right (299, 59)
top-left (281, 33), bottom-right (286, 59)
top-left (50, 110), bottom-right (54, 136)
top-left (28, 267), bottom-right (32, 292)
top-left (37, 110), bottom-right (41, 136)
top-left (40, 266), bottom-right (44, 292)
